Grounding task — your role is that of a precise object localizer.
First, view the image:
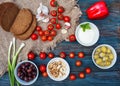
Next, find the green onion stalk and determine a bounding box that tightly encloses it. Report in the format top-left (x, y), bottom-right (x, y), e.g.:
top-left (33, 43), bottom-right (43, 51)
top-left (8, 38), bottom-right (25, 86)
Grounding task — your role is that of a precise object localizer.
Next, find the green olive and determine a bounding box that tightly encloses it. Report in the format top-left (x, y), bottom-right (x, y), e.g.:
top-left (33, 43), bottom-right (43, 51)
top-left (103, 56), bottom-right (109, 61)
top-left (109, 54), bottom-right (114, 60)
top-left (105, 61), bottom-right (111, 66)
top-left (107, 48), bottom-right (112, 53)
top-left (96, 48), bottom-right (101, 52)
top-left (96, 58), bottom-right (102, 65)
top-left (99, 52), bottom-right (105, 57)
top-left (94, 55), bottom-right (99, 59)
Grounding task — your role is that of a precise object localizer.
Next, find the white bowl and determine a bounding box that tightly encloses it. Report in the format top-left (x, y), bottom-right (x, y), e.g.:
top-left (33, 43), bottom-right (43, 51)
top-left (75, 22), bottom-right (99, 46)
top-left (47, 58), bottom-right (70, 81)
top-left (92, 44), bottom-right (117, 69)
top-left (14, 60), bottom-right (39, 85)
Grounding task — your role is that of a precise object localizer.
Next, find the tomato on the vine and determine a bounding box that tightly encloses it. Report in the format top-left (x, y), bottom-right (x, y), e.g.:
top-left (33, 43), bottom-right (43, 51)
top-left (38, 31), bottom-right (44, 36)
top-left (50, 18), bottom-right (56, 24)
top-left (69, 74), bottom-right (76, 80)
top-left (50, 30), bottom-right (57, 36)
top-left (50, 0), bottom-right (57, 7)
top-left (47, 24), bottom-right (54, 31)
top-left (44, 30), bottom-right (50, 36)
top-left (27, 52), bottom-right (35, 60)
top-left (41, 35), bottom-right (47, 41)
top-left (69, 34), bottom-right (76, 42)
top-left (56, 23), bottom-right (61, 29)
top-left (36, 26), bottom-right (42, 31)
top-left (58, 6), bottom-right (64, 13)
top-left (31, 33), bottom-right (38, 40)
top-left (50, 10), bottom-right (57, 17)
top-left (64, 16), bottom-right (71, 22)
top-left (47, 36), bottom-right (53, 41)
top-left (58, 13), bottom-right (64, 20)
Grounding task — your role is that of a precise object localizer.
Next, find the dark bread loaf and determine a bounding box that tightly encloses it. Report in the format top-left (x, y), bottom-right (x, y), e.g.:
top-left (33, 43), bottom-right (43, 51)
top-left (0, 2), bottom-right (19, 32)
top-left (15, 16), bottom-right (36, 40)
top-left (10, 8), bottom-right (33, 35)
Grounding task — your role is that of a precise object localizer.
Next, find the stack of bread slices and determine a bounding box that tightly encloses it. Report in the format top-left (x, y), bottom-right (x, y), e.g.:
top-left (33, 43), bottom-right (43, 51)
top-left (0, 2), bottom-right (37, 40)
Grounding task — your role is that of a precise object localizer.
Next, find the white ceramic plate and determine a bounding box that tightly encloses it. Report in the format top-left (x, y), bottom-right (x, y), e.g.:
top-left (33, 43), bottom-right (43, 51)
top-left (75, 22), bottom-right (99, 46)
top-left (92, 44), bottom-right (117, 69)
top-left (47, 58), bottom-right (70, 81)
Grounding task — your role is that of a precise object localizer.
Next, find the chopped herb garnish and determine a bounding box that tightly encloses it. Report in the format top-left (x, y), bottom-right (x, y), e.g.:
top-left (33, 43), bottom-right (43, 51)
top-left (80, 23), bottom-right (91, 32)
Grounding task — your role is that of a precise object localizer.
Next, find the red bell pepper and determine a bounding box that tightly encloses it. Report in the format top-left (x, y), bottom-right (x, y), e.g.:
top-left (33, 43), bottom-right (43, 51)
top-left (86, 1), bottom-right (109, 20)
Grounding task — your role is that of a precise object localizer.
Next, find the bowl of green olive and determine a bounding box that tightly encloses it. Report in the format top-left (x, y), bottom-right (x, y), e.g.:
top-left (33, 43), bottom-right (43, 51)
top-left (92, 44), bottom-right (117, 69)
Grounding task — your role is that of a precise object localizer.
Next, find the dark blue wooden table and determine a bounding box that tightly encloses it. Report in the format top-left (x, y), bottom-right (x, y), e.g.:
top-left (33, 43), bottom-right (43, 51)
top-left (0, 0), bottom-right (120, 86)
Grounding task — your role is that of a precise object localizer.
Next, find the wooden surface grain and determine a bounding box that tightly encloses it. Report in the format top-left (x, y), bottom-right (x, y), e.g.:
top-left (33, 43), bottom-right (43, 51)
top-left (0, 0), bottom-right (120, 86)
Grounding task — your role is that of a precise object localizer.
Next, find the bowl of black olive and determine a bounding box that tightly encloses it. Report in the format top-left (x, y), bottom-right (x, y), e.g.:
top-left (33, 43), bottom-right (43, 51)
top-left (14, 60), bottom-right (39, 85)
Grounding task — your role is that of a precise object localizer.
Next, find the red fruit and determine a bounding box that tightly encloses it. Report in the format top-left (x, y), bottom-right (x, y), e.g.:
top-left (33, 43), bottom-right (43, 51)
top-left (31, 33), bottom-right (38, 40)
top-left (64, 16), bottom-right (70, 22)
top-left (58, 6), bottom-right (64, 13)
top-left (56, 23), bottom-right (61, 29)
top-left (36, 26), bottom-right (42, 31)
top-left (79, 72), bottom-right (85, 79)
top-left (69, 52), bottom-right (75, 58)
top-left (42, 72), bottom-right (48, 77)
top-left (85, 67), bottom-right (92, 74)
top-left (47, 24), bottom-right (54, 31)
top-left (48, 52), bottom-right (54, 58)
top-left (39, 52), bottom-right (47, 60)
top-left (39, 64), bottom-right (46, 72)
top-left (50, 0), bottom-right (57, 7)
top-left (27, 52), bottom-right (35, 60)
top-left (50, 30), bottom-right (57, 36)
top-left (58, 13), bottom-right (64, 20)
top-left (69, 74), bottom-right (76, 80)
top-left (44, 30), bottom-right (50, 36)
top-left (69, 34), bottom-right (76, 42)
top-left (50, 18), bottom-right (56, 24)
top-left (78, 52), bottom-right (85, 58)
top-left (47, 36), bottom-right (53, 41)
top-left (38, 31), bottom-right (44, 36)
top-left (41, 35), bottom-right (47, 41)
top-left (50, 10), bottom-right (57, 17)
top-left (59, 52), bottom-right (66, 59)
top-left (75, 60), bottom-right (82, 67)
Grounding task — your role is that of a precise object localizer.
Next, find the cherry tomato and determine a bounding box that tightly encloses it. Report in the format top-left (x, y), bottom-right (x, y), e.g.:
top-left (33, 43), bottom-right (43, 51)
top-left (50, 0), bottom-right (57, 7)
top-left (41, 35), bottom-right (47, 41)
top-left (36, 26), bottom-right (42, 31)
top-left (58, 6), bottom-right (64, 13)
top-left (79, 72), bottom-right (85, 79)
top-left (39, 64), bottom-right (46, 72)
top-left (42, 72), bottom-right (48, 77)
top-left (69, 74), bottom-right (76, 80)
top-left (58, 13), bottom-right (64, 20)
top-left (50, 30), bottom-right (57, 36)
top-left (50, 18), bottom-right (56, 24)
top-left (75, 60), bottom-right (82, 67)
top-left (47, 36), bottom-right (53, 41)
top-left (48, 52), bottom-right (54, 58)
top-left (39, 52), bottom-right (47, 60)
top-left (85, 67), bottom-right (92, 74)
top-left (44, 30), bottom-right (50, 36)
top-left (38, 31), bottom-right (44, 36)
top-left (69, 34), bottom-right (76, 42)
top-left (50, 10), bottom-right (57, 17)
top-left (69, 52), bottom-right (75, 58)
top-left (31, 33), bottom-right (38, 40)
top-left (78, 52), bottom-right (85, 58)
top-left (56, 23), bottom-right (61, 29)
top-left (59, 52), bottom-right (66, 59)
top-left (47, 24), bottom-right (54, 31)
top-left (27, 52), bottom-right (35, 60)
top-left (64, 16), bottom-right (70, 22)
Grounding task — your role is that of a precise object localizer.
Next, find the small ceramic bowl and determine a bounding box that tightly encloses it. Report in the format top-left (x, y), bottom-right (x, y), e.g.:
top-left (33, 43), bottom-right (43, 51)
top-left (47, 58), bottom-right (70, 81)
top-left (14, 60), bottom-right (39, 85)
top-left (75, 22), bottom-right (99, 46)
top-left (92, 44), bottom-right (117, 69)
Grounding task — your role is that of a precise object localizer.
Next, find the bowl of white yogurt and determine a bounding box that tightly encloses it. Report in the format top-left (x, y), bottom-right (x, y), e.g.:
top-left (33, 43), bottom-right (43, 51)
top-left (75, 22), bottom-right (100, 46)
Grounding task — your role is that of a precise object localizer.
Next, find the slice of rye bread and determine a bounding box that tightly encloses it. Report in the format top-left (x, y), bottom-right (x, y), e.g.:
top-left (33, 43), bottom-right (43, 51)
top-left (0, 2), bottom-right (20, 32)
top-left (10, 8), bottom-right (33, 35)
top-left (15, 16), bottom-right (36, 40)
